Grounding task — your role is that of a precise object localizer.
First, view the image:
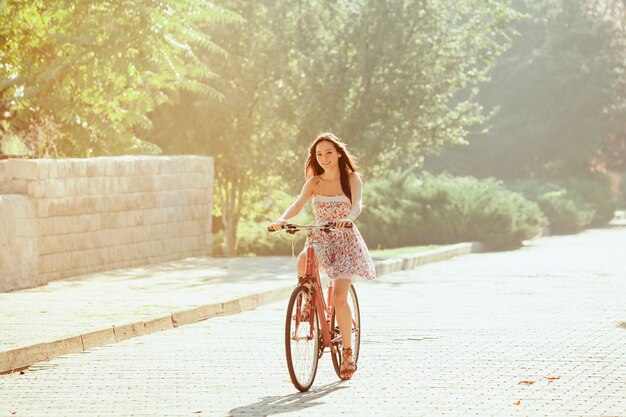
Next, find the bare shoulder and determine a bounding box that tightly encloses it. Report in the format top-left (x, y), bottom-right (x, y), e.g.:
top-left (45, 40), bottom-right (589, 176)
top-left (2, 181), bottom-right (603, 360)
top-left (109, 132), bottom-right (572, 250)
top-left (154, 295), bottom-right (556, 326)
top-left (301, 177), bottom-right (317, 195)
top-left (348, 172), bottom-right (362, 185)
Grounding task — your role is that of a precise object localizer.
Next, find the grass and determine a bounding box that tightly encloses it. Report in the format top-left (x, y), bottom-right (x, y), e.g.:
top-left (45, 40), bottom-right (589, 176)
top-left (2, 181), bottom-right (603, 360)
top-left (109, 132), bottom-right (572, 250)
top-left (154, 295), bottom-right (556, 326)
top-left (370, 244), bottom-right (439, 258)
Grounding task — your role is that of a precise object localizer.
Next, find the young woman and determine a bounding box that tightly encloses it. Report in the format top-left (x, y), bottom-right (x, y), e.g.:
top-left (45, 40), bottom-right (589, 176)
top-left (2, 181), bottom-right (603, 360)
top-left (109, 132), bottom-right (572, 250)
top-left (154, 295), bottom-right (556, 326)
top-left (268, 132), bottom-right (376, 380)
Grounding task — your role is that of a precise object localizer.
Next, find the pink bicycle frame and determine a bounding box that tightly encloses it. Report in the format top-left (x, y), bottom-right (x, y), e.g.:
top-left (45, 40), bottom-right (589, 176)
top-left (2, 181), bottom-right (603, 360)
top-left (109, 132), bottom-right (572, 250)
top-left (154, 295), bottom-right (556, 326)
top-left (299, 235), bottom-right (335, 348)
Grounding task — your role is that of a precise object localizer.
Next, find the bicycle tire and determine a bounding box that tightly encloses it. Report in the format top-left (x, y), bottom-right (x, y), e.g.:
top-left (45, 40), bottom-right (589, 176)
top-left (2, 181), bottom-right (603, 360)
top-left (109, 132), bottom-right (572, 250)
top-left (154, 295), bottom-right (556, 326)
top-left (331, 283), bottom-right (361, 378)
top-left (285, 285), bottom-right (319, 392)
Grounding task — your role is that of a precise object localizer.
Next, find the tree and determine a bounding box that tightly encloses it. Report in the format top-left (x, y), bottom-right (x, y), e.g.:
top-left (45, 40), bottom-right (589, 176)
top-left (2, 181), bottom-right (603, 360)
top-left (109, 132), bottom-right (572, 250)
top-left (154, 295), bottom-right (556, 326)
top-left (151, 0), bottom-right (521, 254)
top-left (148, 0), bottom-right (521, 255)
top-left (280, 0), bottom-right (521, 177)
top-left (0, 0), bottom-right (238, 156)
top-left (146, 0), bottom-right (296, 255)
top-left (425, 0), bottom-right (626, 178)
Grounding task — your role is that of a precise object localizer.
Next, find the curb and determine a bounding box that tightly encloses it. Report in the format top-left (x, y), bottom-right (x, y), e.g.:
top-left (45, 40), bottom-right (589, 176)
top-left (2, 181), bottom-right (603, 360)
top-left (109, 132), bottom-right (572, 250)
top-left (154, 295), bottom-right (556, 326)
top-left (0, 241), bottom-right (481, 374)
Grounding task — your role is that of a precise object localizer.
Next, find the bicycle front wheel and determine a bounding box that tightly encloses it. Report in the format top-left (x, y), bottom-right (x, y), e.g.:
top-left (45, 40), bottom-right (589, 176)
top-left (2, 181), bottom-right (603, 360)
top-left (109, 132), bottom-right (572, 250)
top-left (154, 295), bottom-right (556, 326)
top-left (285, 285), bottom-right (319, 392)
top-left (331, 283), bottom-right (361, 379)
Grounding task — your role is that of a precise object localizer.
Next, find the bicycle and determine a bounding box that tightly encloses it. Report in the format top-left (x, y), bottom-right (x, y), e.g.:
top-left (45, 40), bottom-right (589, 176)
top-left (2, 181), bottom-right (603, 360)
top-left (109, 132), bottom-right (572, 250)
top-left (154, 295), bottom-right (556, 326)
top-left (268, 223), bottom-right (361, 392)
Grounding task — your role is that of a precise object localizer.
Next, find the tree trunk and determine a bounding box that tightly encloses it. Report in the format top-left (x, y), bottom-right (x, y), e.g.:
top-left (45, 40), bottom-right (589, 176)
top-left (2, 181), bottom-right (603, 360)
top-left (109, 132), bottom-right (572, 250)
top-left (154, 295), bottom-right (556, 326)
top-left (222, 210), bottom-right (239, 257)
top-left (219, 173), bottom-right (243, 257)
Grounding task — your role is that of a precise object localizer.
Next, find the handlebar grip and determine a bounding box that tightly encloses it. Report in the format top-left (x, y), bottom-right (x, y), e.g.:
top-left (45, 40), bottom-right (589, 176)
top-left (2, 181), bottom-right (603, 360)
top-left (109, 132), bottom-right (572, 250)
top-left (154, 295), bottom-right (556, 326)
top-left (267, 224), bottom-right (285, 232)
top-left (326, 222), bottom-right (353, 228)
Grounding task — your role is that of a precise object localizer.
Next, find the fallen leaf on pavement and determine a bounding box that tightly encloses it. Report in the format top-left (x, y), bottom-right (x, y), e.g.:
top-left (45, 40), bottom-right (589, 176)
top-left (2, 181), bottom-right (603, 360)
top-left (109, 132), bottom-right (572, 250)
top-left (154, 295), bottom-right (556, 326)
top-left (518, 380), bottom-right (535, 385)
top-left (513, 400), bottom-right (521, 406)
top-left (546, 376), bottom-right (560, 381)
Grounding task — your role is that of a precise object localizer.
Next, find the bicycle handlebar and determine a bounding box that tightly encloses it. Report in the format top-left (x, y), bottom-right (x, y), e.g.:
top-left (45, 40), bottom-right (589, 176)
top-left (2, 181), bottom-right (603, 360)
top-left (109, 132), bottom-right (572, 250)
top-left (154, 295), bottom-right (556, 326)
top-left (267, 222), bottom-right (353, 233)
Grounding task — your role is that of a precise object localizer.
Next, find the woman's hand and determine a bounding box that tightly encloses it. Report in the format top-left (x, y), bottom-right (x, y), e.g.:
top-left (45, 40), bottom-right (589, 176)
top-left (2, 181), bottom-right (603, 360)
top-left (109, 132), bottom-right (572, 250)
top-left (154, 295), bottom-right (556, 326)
top-left (268, 218), bottom-right (288, 231)
top-left (334, 218), bottom-right (353, 229)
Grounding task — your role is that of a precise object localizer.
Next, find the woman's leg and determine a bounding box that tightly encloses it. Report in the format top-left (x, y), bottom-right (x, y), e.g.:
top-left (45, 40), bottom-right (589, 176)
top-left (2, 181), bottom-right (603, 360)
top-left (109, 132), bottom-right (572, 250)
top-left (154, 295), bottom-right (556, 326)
top-left (333, 277), bottom-right (356, 379)
top-left (332, 278), bottom-right (353, 350)
top-left (296, 250), bottom-right (313, 319)
top-left (297, 250), bottom-right (307, 277)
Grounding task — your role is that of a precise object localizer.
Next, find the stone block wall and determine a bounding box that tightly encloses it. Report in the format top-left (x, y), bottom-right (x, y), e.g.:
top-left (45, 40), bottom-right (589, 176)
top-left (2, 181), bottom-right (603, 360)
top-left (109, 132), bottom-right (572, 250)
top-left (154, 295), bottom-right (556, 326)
top-left (0, 156), bottom-right (214, 292)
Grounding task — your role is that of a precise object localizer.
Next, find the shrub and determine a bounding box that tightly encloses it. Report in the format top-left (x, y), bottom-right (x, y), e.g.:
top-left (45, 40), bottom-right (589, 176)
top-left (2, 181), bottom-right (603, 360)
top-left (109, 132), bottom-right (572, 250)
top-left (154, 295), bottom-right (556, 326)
top-left (212, 186), bottom-right (312, 256)
top-left (507, 174), bottom-right (616, 233)
top-left (232, 217), bottom-right (306, 256)
top-left (560, 175), bottom-right (616, 226)
top-left (359, 172), bottom-right (546, 250)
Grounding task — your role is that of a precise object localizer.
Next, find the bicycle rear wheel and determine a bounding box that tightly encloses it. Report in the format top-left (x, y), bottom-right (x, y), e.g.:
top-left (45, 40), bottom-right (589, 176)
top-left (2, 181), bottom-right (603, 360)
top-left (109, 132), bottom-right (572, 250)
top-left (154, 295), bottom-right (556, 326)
top-left (331, 283), bottom-right (361, 378)
top-left (285, 285), bottom-right (319, 392)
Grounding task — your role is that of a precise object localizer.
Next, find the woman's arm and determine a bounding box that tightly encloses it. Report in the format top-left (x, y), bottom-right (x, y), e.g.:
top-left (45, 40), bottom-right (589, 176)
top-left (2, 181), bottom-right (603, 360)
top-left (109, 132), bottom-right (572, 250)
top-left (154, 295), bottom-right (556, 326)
top-left (346, 172), bottom-right (363, 221)
top-left (335, 173), bottom-right (363, 228)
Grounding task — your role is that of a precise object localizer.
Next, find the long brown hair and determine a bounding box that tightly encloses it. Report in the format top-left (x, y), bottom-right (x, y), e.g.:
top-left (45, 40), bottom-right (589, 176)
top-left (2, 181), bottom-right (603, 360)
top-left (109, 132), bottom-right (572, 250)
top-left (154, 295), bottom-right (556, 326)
top-left (305, 132), bottom-right (358, 202)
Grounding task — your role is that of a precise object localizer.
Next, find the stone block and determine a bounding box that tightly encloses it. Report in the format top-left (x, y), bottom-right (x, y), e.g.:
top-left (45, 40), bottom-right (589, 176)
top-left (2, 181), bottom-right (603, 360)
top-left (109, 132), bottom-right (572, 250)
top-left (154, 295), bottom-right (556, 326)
top-left (72, 159), bottom-right (88, 177)
top-left (239, 294), bottom-right (261, 311)
top-left (38, 216), bottom-right (69, 236)
top-left (14, 218), bottom-right (37, 238)
top-left (0, 351), bottom-right (11, 373)
top-left (85, 161), bottom-right (100, 177)
top-left (7, 343), bottom-right (49, 370)
top-left (113, 321), bottom-right (146, 342)
top-left (44, 335), bottom-right (84, 359)
top-left (55, 160), bottom-right (69, 179)
top-left (38, 197), bottom-right (91, 217)
top-left (102, 158), bottom-right (114, 177)
top-left (9, 195), bottom-right (36, 219)
top-left (8, 159), bottom-right (38, 180)
top-left (144, 315), bottom-right (174, 334)
top-left (5, 179), bottom-right (27, 194)
top-left (82, 328), bottom-right (116, 350)
top-left (222, 299), bottom-right (242, 316)
top-left (171, 303), bottom-right (224, 327)
top-left (27, 181), bottom-right (45, 198)
top-left (73, 177), bottom-right (90, 195)
top-left (47, 160), bottom-right (59, 179)
top-left (190, 204), bottom-right (207, 220)
top-left (36, 160), bottom-right (52, 179)
top-left (43, 179), bottom-right (67, 199)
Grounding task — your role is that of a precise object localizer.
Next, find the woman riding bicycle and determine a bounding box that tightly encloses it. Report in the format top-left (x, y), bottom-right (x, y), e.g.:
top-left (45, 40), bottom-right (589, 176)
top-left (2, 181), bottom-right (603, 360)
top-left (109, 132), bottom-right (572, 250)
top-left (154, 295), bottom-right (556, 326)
top-left (268, 132), bottom-right (376, 380)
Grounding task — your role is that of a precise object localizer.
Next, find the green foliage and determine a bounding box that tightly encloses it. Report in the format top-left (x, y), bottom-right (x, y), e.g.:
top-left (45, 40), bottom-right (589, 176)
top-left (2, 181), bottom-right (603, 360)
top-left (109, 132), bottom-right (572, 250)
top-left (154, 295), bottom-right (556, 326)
top-left (0, 0), bottom-right (239, 156)
top-left (222, 220), bottom-right (306, 257)
top-left (560, 175), bottom-right (616, 226)
top-left (146, 0), bottom-right (300, 255)
top-left (426, 0), bottom-right (626, 178)
top-left (146, 0), bottom-right (521, 255)
top-left (359, 172), bottom-right (546, 250)
top-left (506, 174), bottom-right (616, 233)
top-left (211, 183), bottom-right (313, 256)
top-left (506, 179), bottom-right (593, 234)
top-left (0, 133), bottom-right (30, 156)
top-left (281, 0), bottom-right (522, 178)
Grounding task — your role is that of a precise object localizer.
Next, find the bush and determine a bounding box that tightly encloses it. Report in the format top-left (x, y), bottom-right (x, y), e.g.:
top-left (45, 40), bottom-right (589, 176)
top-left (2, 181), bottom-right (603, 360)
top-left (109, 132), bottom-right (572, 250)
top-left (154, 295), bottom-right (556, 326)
top-left (561, 175), bottom-right (616, 226)
top-left (507, 174), bottom-right (616, 233)
top-left (231, 217), bottom-right (307, 256)
top-left (359, 172), bottom-right (546, 250)
top-left (212, 186), bottom-right (312, 256)
top-left (535, 192), bottom-right (593, 234)
top-left (506, 179), bottom-right (592, 234)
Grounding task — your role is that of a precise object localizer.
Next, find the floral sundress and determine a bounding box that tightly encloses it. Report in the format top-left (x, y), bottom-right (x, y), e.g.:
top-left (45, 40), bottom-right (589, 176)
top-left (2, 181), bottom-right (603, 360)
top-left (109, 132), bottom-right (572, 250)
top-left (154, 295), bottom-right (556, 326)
top-left (311, 193), bottom-right (376, 281)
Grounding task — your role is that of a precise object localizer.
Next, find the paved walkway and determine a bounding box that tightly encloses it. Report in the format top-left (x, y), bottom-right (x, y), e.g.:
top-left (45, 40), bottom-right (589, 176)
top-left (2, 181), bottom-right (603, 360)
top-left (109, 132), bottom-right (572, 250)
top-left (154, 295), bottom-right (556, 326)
top-left (0, 256), bottom-right (295, 352)
top-left (1, 227), bottom-right (625, 416)
top-left (0, 239), bottom-right (474, 373)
